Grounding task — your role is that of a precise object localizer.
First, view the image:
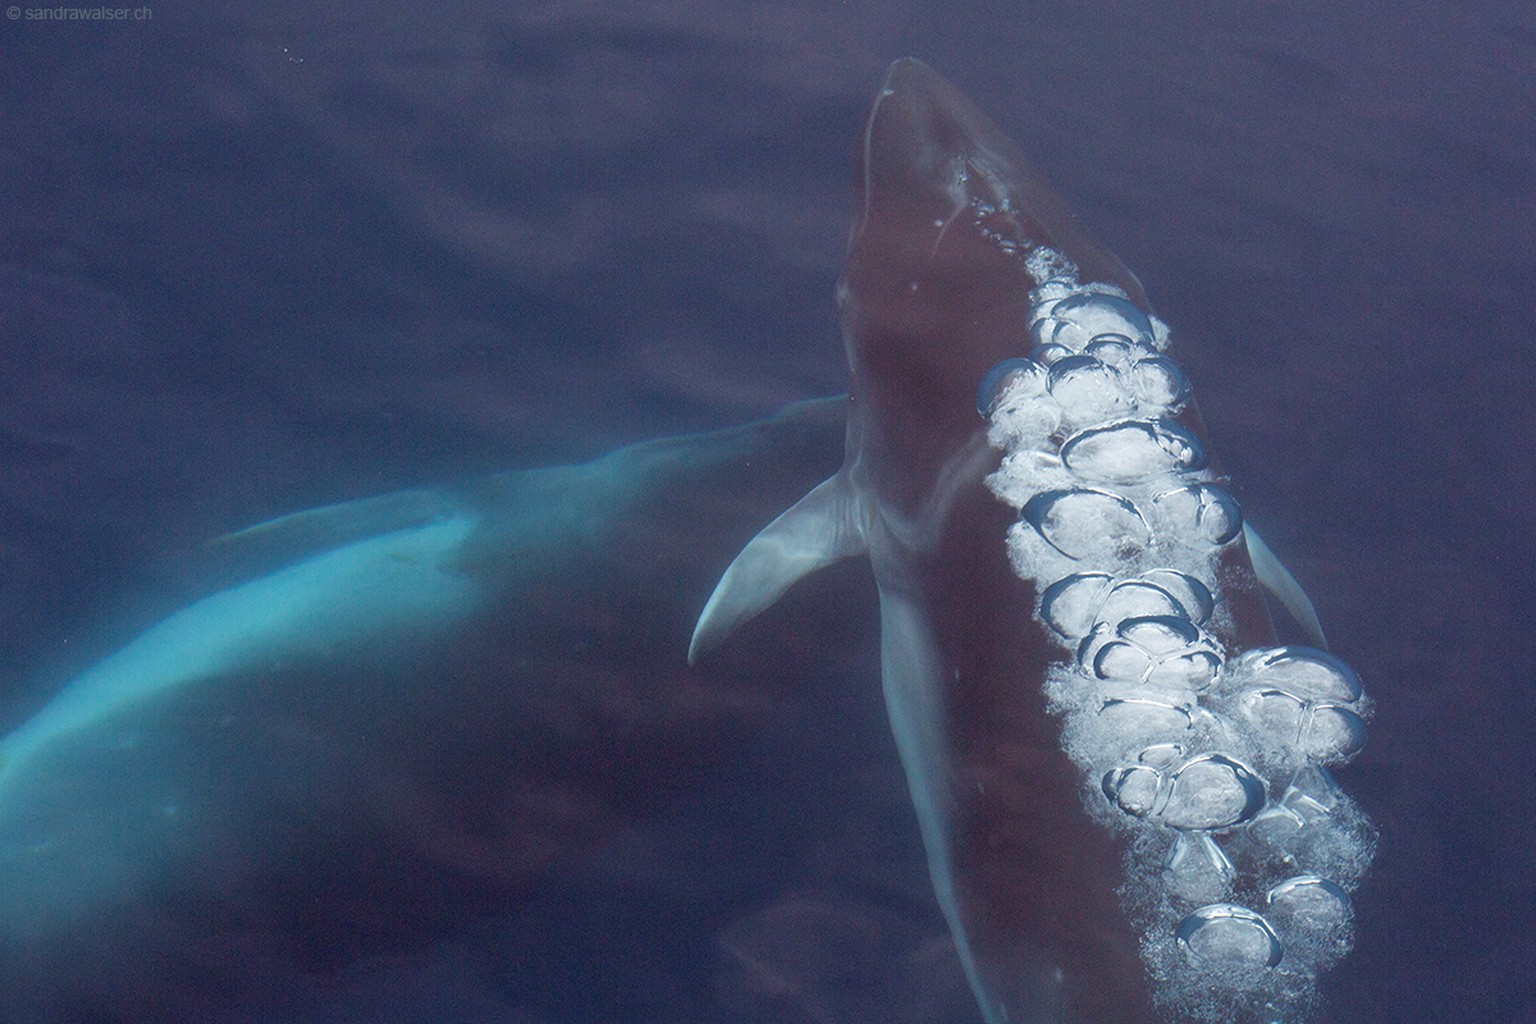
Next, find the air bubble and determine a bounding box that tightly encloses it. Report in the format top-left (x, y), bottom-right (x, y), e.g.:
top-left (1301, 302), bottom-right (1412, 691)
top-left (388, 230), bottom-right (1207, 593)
top-left (1301, 704), bottom-right (1367, 762)
top-left (977, 357), bottom-right (1047, 417)
top-left (988, 450), bottom-right (1070, 509)
top-left (1019, 488), bottom-right (1150, 561)
top-left (1241, 688), bottom-right (1308, 739)
top-left (1138, 742), bottom-right (1185, 767)
top-left (1150, 483), bottom-right (1243, 546)
top-left (1009, 280), bottom-right (1372, 1017)
top-left (1120, 616), bottom-right (1202, 654)
top-left (1027, 279), bottom-right (1079, 320)
top-left (1078, 616), bottom-right (1223, 690)
top-left (1102, 764), bottom-right (1162, 817)
top-left (1033, 293), bottom-right (1156, 352)
top-left (1238, 688), bottom-right (1366, 764)
top-left (1280, 766), bottom-right (1342, 822)
top-left (1245, 802), bottom-right (1306, 848)
top-left (1027, 297), bottom-right (1063, 327)
top-left (1029, 342), bottom-right (1074, 366)
top-left (1093, 638), bottom-right (1160, 681)
top-left (1176, 904), bottom-right (1283, 969)
top-left (1101, 752), bottom-right (1264, 831)
top-left (1097, 579), bottom-right (1196, 627)
top-left (1048, 356), bottom-right (1133, 428)
top-left (1166, 833), bottom-right (1235, 904)
top-left (1083, 334), bottom-right (1143, 369)
top-left (1266, 875), bottom-right (1351, 931)
top-left (1148, 649), bottom-right (1224, 690)
top-left (1040, 571), bottom-right (1213, 640)
top-left (1067, 692), bottom-right (1194, 766)
top-left (1140, 570), bottom-right (1215, 625)
top-left (1098, 697), bottom-right (1194, 736)
top-left (1127, 355), bottom-right (1191, 413)
top-left (1245, 767), bottom-right (1376, 891)
top-left (1040, 573), bottom-right (1115, 638)
top-left (1235, 647), bottom-right (1363, 702)
top-left (1062, 420), bottom-right (1208, 484)
top-left (1161, 753), bottom-right (1266, 830)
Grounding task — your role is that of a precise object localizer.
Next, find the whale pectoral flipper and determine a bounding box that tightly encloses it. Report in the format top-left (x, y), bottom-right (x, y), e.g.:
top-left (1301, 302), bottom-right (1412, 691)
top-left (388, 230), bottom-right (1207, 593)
top-left (1243, 522), bottom-right (1329, 649)
top-left (874, 588), bottom-right (1003, 1020)
top-left (689, 473), bottom-right (868, 663)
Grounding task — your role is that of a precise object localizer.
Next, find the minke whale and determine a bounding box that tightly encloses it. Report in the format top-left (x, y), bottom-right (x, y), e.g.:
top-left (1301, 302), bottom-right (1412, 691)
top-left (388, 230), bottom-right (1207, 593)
top-left (0, 402), bottom-right (849, 1022)
top-left (692, 60), bottom-right (1375, 1024)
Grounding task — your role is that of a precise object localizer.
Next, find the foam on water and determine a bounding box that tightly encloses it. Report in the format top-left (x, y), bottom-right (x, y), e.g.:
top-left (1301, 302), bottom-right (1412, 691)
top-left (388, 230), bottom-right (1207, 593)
top-left (980, 268), bottom-right (1376, 1023)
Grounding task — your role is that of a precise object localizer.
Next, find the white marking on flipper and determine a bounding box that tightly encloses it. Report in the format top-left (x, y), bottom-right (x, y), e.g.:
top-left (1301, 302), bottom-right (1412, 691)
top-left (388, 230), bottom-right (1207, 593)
top-left (1243, 522), bottom-right (1328, 649)
top-left (689, 474), bottom-right (868, 664)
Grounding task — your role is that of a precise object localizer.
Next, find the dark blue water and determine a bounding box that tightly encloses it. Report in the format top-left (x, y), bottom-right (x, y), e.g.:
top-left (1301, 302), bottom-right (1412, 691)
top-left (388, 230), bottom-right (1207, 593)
top-left (1, 2), bottom-right (1532, 1022)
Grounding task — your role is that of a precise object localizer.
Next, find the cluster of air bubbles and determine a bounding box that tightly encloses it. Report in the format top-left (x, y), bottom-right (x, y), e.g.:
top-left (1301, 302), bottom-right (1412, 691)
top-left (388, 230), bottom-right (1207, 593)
top-left (979, 265), bottom-right (1374, 1022)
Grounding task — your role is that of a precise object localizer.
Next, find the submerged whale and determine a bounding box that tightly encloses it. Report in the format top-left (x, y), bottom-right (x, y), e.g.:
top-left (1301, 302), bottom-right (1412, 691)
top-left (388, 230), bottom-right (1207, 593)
top-left (0, 402), bottom-right (853, 1022)
top-left (693, 60), bottom-right (1374, 1023)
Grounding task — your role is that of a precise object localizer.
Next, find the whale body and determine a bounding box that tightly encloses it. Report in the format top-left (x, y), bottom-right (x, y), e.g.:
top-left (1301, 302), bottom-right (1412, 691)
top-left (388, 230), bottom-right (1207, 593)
top-left (693, 60), bottom-right (1374, 1024)
top-left (0, 59), bottom-right (1375, 1024)
top-left (0, 401), bottom-right (848, 1023)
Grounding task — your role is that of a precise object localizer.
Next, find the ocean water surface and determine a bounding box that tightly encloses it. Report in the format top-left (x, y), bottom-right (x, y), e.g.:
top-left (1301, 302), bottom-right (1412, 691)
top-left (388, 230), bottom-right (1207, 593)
top-left (1, 1), bottom-right (1532, 1022)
